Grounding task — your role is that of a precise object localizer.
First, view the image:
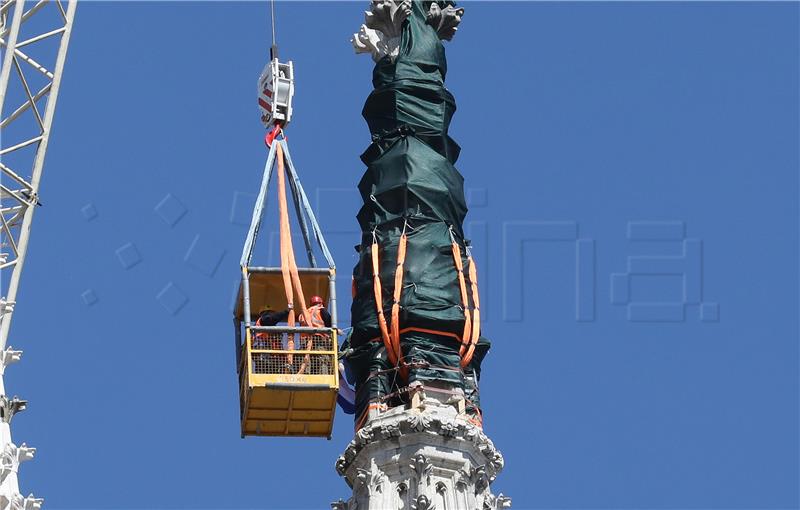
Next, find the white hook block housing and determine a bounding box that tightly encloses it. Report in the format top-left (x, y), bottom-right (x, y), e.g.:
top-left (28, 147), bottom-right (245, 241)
top-left (258, 59), bottom-right (295, 127)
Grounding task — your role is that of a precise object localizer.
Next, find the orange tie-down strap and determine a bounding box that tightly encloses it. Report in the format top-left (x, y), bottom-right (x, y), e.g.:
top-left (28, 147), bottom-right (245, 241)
top-left (466, 406), bottom-right (483, 429)
top-left (451, 240), bottom-right (473, 357)
top-left (355, 402), bottom-right (387, 432)
top-left (391, 233), bottom-right (408, 380)
top-left (461, 255), bottom-right (481, 368)
top-left (371, 238), bottom-right (398, 367)
top-left (363, 327), bottom-right (464, 377)
top-left (364, 327), bottom-right (463, 348)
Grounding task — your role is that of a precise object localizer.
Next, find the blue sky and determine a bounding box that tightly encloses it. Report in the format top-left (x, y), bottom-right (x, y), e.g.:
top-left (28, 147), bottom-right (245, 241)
top-left (3, 1), bottom-right (798, 508)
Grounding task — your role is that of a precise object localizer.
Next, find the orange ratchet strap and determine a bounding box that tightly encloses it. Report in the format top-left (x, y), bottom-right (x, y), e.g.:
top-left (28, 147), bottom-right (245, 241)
top-left (371, 234), bottom-right (398, 366)
top-left (461, 254), bottom-right (481, 367)
top-left (391, 231), bottom-right (408, 378)
top-left (451, 232), bottom-right (472, 357)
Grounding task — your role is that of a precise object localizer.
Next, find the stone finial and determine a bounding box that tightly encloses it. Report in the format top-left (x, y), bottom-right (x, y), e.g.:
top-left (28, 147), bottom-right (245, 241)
top-left (0, 299), bottom-right (15, 316)
top-left (0, 396), bottom-right (27, 424)
top-left (352, 0), bottom-right (410, 63)
top-left (473, 464), bottom-right (490, 494)
top-left (354, 466), bottom-right (385, 499)
top-left (497, 494), bottom-right (513, 509)
top-left (16, 444), bottom-right (35, 464)
top-left (23, 496), bottom-right (44, 510)
top-left (396, 481), bottom-right (408, 497)
top-left (365, 0), bottom-right (412, 38)
top-left (2, 348), bottom-right (23, 368)
top-left (18, 495), bottom-right (43, 510)
top-left (409, 453), bottom-right (432, 485)
top-left (330, 500), bottom-right (347, 510)
top-left (483, 492), bottom-right (513, 510)
top-left (0, 446), bottom-right (15, 483)
top-left (352, 25), bottom-right (391, 63)
top-left (426, 2), bottom-right (464, 41)
top-left (352, 0), bottom-right (463, 62)
top-left (0, 443), bottom-right (36, 485)
top-left (411, 495), bottom-right (432, 510)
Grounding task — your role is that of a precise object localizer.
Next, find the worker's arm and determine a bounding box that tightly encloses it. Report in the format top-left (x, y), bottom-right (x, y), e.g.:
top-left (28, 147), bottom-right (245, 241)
top-left (321, 309), bottom-right (332, 328)
top-left (259, 309), bottom-right (290, 326)
top-left (275, 309), bottom-right (290, 323)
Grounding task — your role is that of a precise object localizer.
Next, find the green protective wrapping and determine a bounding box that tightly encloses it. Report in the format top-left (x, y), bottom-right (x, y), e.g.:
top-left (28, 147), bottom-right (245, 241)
top-left (463, 336), bottom-right (490, 417)
top-left (348, 0), bottom-right (489, 422)
top-left (346, 341), bottom-right (393, 421)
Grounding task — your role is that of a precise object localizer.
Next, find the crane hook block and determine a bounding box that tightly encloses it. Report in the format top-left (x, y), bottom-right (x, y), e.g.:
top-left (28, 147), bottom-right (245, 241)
top-left (258, 58), bottom-right (295, 128)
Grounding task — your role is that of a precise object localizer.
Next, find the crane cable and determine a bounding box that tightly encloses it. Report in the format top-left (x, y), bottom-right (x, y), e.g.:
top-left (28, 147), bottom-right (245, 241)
top-left (269, 0), bottom-right (278, 58)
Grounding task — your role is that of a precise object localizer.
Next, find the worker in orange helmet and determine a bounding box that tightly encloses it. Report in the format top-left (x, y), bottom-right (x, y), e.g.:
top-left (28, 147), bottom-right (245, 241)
top-left (299, 295), bottom-right (332, 374)
top-left (304, 295), bottom-right (332, 327)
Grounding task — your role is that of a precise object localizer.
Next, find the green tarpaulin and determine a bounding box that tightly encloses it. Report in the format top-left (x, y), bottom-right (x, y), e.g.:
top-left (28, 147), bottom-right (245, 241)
top-left (346, 0), bottom-right (488, 424)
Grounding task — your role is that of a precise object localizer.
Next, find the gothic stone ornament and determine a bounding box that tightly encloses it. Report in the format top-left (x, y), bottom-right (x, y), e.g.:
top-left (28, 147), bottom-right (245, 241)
top-left (365, 0), bottom-right (412, 38)
top-left (0, 348), bottom-right (22, 369)
top-left (473, 464), bottom-right (490, 494)
top-left (496, 493), bottom-right (513, 509)
top-left (0, 396), bottom-right (26, 424)
top-left (409, 453), bottom-right (432, 485)
top-left (351, 0), bottom-right (411, 62)
top-left (0, 443), bottom-right (35, 484)
top-left (409, 453), bottom-right (433, 504)
top-left (351, 25), bottom-right (393, 63)
top-left (352, 0), bottom-right (463, 62)
top-left (335, 401), bottom-right (510, 509)
top-left (0, 494), bottom-right (43, 510)
top-left (482, 492), bottom-right (514, 510)
top-left (354, 466), bottom-right (385, 499)
top-left (411, 494), bottom-right (432, 510)
top-left (426, 2), bottom-right (464, 41)
top-left (336, 404), bottom-right (504, 477)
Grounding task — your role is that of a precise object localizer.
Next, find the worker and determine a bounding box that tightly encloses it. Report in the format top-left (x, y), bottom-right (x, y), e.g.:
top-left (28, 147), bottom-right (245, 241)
top-left (299, 296), bottom-right (332, 374)
top-left (254, 308), bottom-right (289, 373)
top-left (258, 308), bottom-right (289, 327)
top-left (301, 295), bottom-right (332, 327)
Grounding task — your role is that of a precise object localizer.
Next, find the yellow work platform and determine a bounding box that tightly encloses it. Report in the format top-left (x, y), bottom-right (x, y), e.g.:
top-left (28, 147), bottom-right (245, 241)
top-left (235, 269), bottom-right (339, 438)
top-left (234, 139), bottom-right (340, 439)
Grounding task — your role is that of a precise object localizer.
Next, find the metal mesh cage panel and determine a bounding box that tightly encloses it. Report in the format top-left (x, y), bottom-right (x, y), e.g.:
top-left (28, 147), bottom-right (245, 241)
top-left (250, 331), bottom-right (335, 375)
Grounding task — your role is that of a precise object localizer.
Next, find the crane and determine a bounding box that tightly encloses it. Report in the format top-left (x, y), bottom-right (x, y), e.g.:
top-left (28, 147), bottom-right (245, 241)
top-left (5, 2), bottom-right (505, 508)
top-left (0, 0), bottom-right (76, 506)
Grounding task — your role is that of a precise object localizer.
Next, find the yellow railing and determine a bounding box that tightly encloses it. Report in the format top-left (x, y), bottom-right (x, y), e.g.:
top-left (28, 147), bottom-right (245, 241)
top-left (242, 328), bottom-right (338, 381)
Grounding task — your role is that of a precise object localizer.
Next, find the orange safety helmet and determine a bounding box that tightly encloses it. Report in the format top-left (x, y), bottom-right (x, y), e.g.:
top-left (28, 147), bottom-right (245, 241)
top-left (310, 295), bottom-right (323, 306)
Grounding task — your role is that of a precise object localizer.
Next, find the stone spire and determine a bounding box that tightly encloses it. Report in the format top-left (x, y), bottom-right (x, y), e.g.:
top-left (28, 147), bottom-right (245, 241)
top-left (336, 2), bottom-right (510, 507)
top-left (333, 391), bottom-right (511, 509)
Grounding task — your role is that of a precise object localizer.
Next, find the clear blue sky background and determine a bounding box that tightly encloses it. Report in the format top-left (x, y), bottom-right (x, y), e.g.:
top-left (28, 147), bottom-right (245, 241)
top-left (4, 1), bottom-right (798, 508)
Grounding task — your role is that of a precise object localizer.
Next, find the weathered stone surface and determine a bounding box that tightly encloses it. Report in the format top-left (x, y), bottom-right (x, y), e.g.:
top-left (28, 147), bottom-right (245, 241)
top-left (333, 401), bottom-right (510, 509)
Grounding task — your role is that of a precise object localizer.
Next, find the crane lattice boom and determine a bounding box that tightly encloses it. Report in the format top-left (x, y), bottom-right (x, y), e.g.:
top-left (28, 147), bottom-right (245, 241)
top-left (0, 0), bottom-right (76, 505)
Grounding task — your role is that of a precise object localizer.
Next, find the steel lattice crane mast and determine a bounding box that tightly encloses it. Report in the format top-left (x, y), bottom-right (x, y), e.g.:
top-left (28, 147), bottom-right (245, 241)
top-left (0, 0), bottom-right (76, 506)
